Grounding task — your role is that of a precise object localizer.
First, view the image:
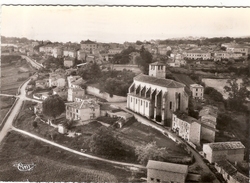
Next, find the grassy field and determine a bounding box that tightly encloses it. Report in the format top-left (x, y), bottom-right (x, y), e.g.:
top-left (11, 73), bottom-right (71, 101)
top-left (0, 96), bottom-right (15, 122)
top-left (0, 131), bottom-right (146, 182)
top-left (14, 101), bottom-right (189, 164)
top-left (1, 60), bottom-right (35, 95)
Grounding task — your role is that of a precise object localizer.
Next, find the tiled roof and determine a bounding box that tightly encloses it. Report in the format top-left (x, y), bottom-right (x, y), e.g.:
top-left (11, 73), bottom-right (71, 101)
top-left (199, 105), bottom-right (218, 118)
top-left (147, 160), bottom-right (188, 174)
top-left (186, 50), bottom-right (209, 54)
top-left (232, 172), bottom-right (249, 183)
top-left (190, 84), bottom-right (203, 88)
top-left (216, 160), bottom-right (237, 175)
top-left (206, 141), bottom-right (245, 151)
top-left (65, 99), bottom-right (99, 109)
top-left (134, 74), bottom-right (185, 88)
top-left (81, 40), bottom-right (96, 44)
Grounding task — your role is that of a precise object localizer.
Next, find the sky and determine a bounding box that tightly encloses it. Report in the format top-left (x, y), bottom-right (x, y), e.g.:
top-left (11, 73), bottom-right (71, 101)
top-left (1, 6), bottom-right (250, 43)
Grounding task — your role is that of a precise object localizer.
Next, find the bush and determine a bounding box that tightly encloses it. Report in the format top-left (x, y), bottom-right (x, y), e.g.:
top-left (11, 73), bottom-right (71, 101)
top-left (201, 173), bottom-right (216, 182)
top-left (17, 77), bottom-right (28, 82)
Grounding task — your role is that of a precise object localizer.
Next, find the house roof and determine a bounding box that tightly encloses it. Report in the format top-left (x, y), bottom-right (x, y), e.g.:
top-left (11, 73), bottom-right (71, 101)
top-left (199, 105), bottom-right (218, 118)
top-left (206, 141), bottom-right (245, 151)
top-left (186, 50), bottom-right (209, 54)
top-left (190, 84), bottom-right (203, 88)
top-left (134, 74), bottom-right (185, 88)
top-left (232, 172), bottom-right (249, 183)
top-left (146, 160), bottom-right (188, 174)
top-left (216, 160), bottom-right (237, 175)
top-left (81, 39), bottom-right (96, 44)
top-left (216, 160), bottom-right (249, 183)
top-left (65, 99), bottom-right (99, 109)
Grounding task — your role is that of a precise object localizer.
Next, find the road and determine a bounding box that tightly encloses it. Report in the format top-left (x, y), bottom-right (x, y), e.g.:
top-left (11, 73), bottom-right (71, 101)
top-left (112, 101), bottom-right (220, 183)
top-left (12, 127), bottom-right (145, 169)
top-left (0, 79), bottom-right (31, 143)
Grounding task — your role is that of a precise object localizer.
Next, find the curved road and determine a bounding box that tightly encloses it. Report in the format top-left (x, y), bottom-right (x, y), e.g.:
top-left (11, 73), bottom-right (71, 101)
top-left (0, 79), bottom-right (144, 169)
top-left (12, 127), bottom-right (145, 169)
top-left (0, 79), bottom-right (31, 143)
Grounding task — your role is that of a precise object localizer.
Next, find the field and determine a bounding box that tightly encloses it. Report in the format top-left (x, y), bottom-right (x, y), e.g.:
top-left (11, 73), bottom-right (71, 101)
top-left (14, 101), bottom-right (189, 164)
top-left (202, 78), bottom-right (242, 99)
top-left (0, 60), bottom-right (35, 95)
top-left (0, 96), bottom-right (15, 122)
top-left (0, 131), bottom-right (145, 182)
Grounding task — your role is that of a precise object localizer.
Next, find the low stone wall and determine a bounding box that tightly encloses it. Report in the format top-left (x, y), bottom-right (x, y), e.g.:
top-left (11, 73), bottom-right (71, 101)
top-left (86, 86), bottom-right (127, 103)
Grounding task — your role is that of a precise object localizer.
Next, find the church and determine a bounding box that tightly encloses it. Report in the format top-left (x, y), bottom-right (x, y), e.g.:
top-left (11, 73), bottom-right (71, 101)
top-left (127, 62), bottom-right (189, 126)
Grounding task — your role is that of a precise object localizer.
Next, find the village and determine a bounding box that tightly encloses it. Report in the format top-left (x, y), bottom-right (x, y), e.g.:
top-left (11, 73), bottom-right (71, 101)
top-left (1, 35), bottom-right (249, 183)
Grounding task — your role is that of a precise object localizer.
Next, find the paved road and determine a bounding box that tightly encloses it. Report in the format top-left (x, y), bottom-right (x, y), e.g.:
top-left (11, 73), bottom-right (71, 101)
top-left (0, 94), bottom-right (16, 97)
top-left (12, 127), bottom-right (145, 169)
top-left (0, 79), bottom-right (31, 143)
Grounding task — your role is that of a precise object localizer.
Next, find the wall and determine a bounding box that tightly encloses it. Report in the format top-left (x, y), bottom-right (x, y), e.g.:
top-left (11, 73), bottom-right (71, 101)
top-left (86, 86), bottom-right (127, 103)
top-left (147, 169), bottom-right (186, 183)
top-left (201, 126), bottom-right (215, 142)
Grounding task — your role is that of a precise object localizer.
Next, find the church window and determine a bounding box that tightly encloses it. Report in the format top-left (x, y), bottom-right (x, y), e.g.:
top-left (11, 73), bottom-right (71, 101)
top-left (169, 102), bottom-right (172, 109)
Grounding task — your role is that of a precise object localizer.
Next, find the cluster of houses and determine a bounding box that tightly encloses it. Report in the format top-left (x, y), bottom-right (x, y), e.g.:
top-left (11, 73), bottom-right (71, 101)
top-left (126, 62), bottom-right (248, 183)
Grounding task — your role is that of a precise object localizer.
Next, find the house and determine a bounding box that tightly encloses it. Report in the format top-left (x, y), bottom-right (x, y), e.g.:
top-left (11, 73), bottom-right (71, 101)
top-left (184, 50), bottom-right (211, 60)
top-left (67, 87), bottom-right (86, 102)
top-left (64, 57), bottom-right (75, 68)
top-left (172, 112), bottom-right (201, 146)
top-left (202, 141), bottom-right (245, 163)
top-left (52, 46), bottom-right (63, 58)
top-left (63, 48), bottom-right (77, 58)
top-left (199, 105), bottom-right (218, 128)
top-left (65, 99), bottom-right (100, 121)
top-left (199, 105), bottom-right (218, 142)
top-left (35, 79), bottom-right (47, 89)
top-left (67, 75), bottom-right (86, 89)
top-left (80, 40), bottom-right (98, 51)
top-left (108, 48), bottom-right (122, 55)
top-left (127, 62), bottom-right (189, 125)
top-left (190, 84), bottom-right (204, 100)
top-left (34, 103), bottom-right (43, 114)
top-left (77, 49), bottom-right (89, 60)
top-left (215, 160), bottom-right (249, 183)
top-left (58, 124), bottom-right (68, 134)
top-left (106, 110), bottom-right (133, 120)
top-left (48, 72), bottom-right (66, 87)
top-left (146, 160), bottom-right (188, 183)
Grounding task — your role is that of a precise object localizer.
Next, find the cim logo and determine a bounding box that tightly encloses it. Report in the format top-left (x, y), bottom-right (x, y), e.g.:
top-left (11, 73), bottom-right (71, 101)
top-left (13, 162), bottom-right (36, 172)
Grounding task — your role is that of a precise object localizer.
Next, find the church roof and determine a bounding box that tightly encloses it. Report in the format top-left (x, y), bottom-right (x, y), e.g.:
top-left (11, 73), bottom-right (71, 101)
top-left (134, 74), bottom-right (185, 88)
top-left (150, 61), bottom-right (166, 66)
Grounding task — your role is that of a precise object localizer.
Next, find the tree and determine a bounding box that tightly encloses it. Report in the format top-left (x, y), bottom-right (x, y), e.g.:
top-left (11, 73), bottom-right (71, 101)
top-left (138, 46), bottom-right (153, 74)
top-left (78, 62), bottom-right (101, 82)
top-left (224, 78), bottom-right (249, 110)
top-left (200, 173), bottom-right (216, 182)
top-left (42, 94), bottom-right (65, 122)
top-left (87, 127), bottom-right (126, 158)
top-left (135, 141), bottom-right (167, 165)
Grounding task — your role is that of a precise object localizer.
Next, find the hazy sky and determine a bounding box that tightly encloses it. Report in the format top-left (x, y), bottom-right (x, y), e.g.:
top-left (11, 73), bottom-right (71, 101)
top-left (1, 6), bottom-right (250, 43)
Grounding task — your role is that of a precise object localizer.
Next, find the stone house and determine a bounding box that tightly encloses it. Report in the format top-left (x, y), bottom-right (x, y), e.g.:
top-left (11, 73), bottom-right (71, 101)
top-left (199, 105), bottom-right (218, 142)
top-left (67, 87), bottom-right (86, 102)
top-left (35, 79), bottom-right (47, 89)
top-left (202, 141), bottom-right (245, 163)
top-left (190, 84), bottom-right (204, 100)
top-left (215, 160), bottom-right (249, 183)
top-left (172, 112), bottom-right (201, 146)
top-left (64, 57), bottom-right (75, 68)
top-left (48, 73), bottom-right (66, 88)
top-left (146, 160), bottom-right (188, 183)
top-left (65, 99), bottom-right (100, 121)
top-left (80, 40), bottom-right (98, 51)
